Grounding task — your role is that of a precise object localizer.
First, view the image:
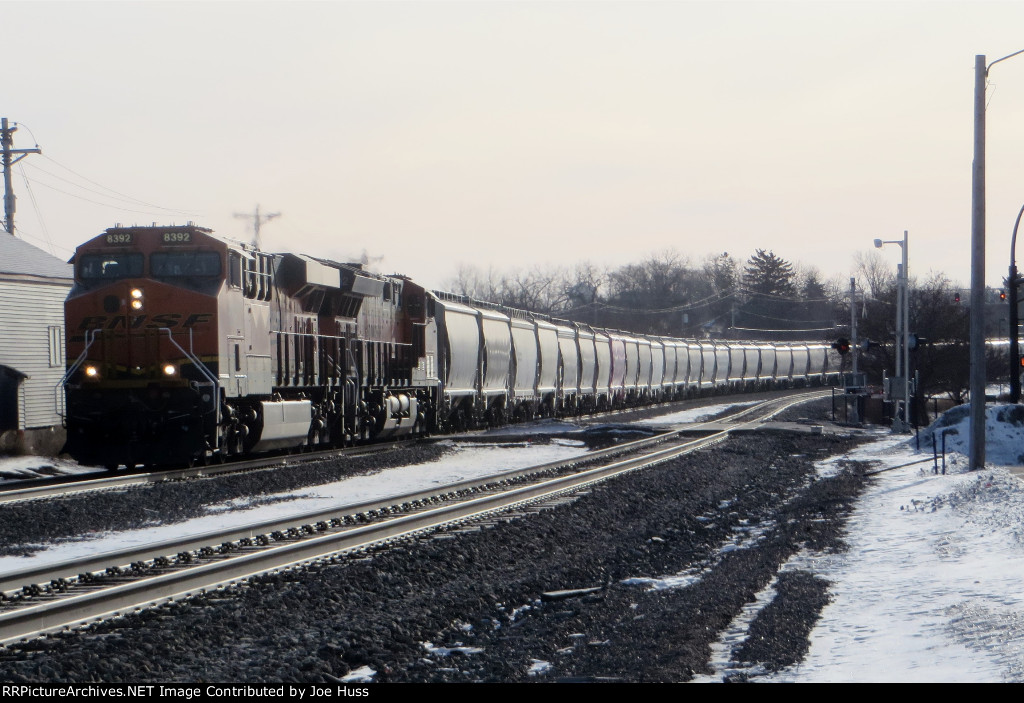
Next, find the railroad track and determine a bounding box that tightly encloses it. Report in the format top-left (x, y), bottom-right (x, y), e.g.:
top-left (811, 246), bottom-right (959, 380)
top-left (0, 386), bottom-right (825, 505)
top-left (0, 389), bottom-right (830, 647)
top-left (0, 441), bottom-right (410, 506)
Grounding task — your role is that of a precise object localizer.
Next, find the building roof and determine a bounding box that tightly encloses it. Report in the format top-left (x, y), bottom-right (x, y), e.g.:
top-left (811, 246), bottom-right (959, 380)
top-left (0, 235), bottom-right (73, 280)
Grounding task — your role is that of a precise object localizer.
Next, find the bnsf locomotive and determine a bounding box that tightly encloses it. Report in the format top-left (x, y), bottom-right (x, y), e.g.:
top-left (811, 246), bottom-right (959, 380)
top-left (62, 224), bottom-right (841, 469)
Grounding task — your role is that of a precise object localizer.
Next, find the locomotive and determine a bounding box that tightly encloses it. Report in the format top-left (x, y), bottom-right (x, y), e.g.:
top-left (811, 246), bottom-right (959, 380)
top-left (62, 224), bottom-right (841, 469)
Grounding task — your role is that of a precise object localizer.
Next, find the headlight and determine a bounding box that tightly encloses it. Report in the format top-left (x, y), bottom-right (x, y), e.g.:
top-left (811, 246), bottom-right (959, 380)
top-left (163, 364), bottom-right (177, 376)
top-left (129, 288), bottom-right (143, 310)
top-left (84, 365), bottom-right (99, 378)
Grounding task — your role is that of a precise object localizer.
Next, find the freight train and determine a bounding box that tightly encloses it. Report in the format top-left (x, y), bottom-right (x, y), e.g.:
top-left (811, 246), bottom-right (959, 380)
top-left (61, 224), bottom-right (842, 469)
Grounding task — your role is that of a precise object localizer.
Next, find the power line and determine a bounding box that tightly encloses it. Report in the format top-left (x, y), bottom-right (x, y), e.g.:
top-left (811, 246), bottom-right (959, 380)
top-left (25, 177), bottom-right (197, 219)
top-left (39, 154), bottom-right (202, 215)
top-left (24, 161), bottom-right (199, 216)
top-left (17, 164), bottom-right (53, 255)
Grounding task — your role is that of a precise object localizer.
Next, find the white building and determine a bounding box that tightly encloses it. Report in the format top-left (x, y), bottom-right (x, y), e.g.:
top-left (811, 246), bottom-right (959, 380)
top-left (0, 235), bottom-right (73, 454)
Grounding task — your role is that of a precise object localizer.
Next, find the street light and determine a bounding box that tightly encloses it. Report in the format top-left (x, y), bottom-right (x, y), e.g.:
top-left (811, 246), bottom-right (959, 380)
top-left (1009, 203), bottom-right (1024, 403)
top-left (970, 49), bottom-right (1024, 469)
top-left (875, 231), bottom-right (910, 432)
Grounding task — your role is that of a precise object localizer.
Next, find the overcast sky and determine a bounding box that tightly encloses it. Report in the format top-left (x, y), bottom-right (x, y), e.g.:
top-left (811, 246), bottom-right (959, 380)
top-left (6, 0), bottom-right (1024, 292)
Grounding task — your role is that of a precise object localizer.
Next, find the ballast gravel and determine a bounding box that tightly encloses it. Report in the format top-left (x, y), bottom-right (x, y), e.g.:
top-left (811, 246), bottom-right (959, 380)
top-left (0, 399), bottom-right (872, 683)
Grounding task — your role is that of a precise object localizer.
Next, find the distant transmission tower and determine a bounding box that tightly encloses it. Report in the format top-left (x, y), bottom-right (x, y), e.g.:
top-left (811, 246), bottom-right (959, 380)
top-left (233, 205), bottom-right (280, 249)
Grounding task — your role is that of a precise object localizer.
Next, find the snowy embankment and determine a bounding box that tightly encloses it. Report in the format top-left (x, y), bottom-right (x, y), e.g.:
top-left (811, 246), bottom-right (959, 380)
top-left (764, 405), bottom-right (1024, 682)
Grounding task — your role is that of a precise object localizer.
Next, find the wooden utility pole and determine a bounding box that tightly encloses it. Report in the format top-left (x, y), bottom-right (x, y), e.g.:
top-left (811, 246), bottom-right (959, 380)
top-left (1, 118), bottom-right (41, 236)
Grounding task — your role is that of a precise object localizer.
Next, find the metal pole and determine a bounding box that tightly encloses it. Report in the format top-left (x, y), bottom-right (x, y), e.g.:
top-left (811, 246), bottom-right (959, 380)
top-left (902, 230), bottom-right (910, 427)
top-left (970, 54), bottom-right (987, 470)
top-left (1010, 204), bottom-right (1023, 403)
top-left (850, 276), bottom-right (860, 424)
top-left (893, 259), bottom-right (908, 431)
top-left (851, 277), bottom-right (858, 377)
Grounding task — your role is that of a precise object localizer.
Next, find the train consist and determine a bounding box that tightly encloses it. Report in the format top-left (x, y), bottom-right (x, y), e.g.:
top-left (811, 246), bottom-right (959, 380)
top-left (62, 224), bottom-right (842, 469)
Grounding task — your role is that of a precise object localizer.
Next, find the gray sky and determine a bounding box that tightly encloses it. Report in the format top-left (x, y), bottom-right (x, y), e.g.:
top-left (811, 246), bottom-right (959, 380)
top-left (6, 0), bottom-right (1024, 291)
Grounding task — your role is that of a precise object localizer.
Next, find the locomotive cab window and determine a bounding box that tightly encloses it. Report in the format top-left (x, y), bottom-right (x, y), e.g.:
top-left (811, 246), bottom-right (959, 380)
top-left (229, 252), bottom-right (242, 288)
top-left (151, 252), bottom-right (222, 277)
top-left (78, 253), bottom-right (144, 280)
top-left (244, 257), bottom-right (257, 298)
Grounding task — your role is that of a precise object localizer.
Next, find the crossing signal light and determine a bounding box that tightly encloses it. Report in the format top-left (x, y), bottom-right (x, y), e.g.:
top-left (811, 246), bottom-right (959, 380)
top-left (832, 338), bottom-right (851, 355)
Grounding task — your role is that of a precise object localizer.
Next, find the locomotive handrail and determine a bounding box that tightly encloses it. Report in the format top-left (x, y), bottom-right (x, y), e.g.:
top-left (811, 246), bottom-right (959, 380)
top-left (160, 327), bottom-right (219, 391)
top-left (161, 327), bottom-right (223, 452)
top-left (55, 328), bottom-right (103, 419)
top-left (59, 327), bottom-right (99, 390)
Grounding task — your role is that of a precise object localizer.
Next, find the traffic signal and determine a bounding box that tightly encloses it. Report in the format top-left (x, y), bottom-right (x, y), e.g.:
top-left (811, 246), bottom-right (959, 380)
top-left (955, 292), bottom-right (961, 303)
top-left (1001, 290), bottom-right (1007, 301)
top-left (832, 338), bottom-right (851, 355)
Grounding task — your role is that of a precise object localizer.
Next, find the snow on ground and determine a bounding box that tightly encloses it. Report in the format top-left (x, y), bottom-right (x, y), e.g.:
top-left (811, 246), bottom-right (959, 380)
top-left (6, 400), bottom-right (1024, 681)
top-left (0, 455), bottom-right (101, 481)
top-left (731, 406), bottom-right (1024, 682)
top-left (640, 400), bottom-right (761, 425)
top-left (772, 412), bottom-right (1024, 683)
top-left (0, 439), bottom-right (589, 577)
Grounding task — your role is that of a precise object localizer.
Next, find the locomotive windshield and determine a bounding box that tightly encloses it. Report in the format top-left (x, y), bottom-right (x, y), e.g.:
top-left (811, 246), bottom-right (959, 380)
top-left (78, 253), bottom-right (144, 280)
top-left (151, 252), bottom-right (222, 277)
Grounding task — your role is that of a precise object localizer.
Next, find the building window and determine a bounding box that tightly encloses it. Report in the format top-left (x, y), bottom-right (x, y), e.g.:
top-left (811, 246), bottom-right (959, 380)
top-left (48, 326), bottom-right (64, 368)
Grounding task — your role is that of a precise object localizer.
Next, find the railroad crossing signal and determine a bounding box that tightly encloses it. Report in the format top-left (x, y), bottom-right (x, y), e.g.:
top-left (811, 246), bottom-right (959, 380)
top-left (832, 338), bottom-right (851, 355)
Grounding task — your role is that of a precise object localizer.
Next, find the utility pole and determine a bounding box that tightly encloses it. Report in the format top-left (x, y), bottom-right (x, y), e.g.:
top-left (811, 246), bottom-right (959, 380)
top-left (1, 118), bottom-right (41, 236)
top-left (233, 205), bottom-right (280, 249)
top-left (970, 54), bottom-right (987, 469)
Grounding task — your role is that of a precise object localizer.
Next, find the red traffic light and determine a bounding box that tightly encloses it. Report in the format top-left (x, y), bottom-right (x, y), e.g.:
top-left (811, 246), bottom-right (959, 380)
top-left (955, 292), bottom-right (961, 302)
top-left (1001, 290), bottom-right (1007, 301)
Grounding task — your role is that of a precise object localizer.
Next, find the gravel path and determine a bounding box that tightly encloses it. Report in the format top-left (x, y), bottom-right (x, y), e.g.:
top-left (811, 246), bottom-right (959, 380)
top-left (0, 397), bottom-right (873, 682)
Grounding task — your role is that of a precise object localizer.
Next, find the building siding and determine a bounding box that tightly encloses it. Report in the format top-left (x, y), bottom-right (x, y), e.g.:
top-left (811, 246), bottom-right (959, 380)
top-left (0, 278), bottom-right (71, 429)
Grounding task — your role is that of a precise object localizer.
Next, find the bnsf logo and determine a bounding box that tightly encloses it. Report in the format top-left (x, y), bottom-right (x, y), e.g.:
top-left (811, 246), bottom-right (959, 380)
top-left (77, 313), bottom-right (214, 331)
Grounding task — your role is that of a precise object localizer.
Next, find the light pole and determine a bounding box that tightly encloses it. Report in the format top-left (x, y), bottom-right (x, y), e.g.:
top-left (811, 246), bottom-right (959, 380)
top-left (971, 49), bottom-right (1024, 469)
top-left (1009, 203), bottom-right (1024, 403)
top-left (875, 231), bottom-right (910, 432)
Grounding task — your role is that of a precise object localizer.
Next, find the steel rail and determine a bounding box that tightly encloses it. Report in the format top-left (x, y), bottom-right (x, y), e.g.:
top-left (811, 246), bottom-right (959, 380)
top-left (0, 387), bottom-right (825, 504)
top-left (0, 441), bottom-right (406, 506)
top-left (0, 390), bottom-right (827, 594)
top-left (0, 424), bottom-right (748, 646)
top-left (0, 390), bottom-right (829, 646)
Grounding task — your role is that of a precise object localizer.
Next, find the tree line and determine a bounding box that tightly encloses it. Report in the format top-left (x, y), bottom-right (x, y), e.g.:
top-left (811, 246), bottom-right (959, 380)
top-left (445, 248), bottom-right (999, 423)
top-left (447, 248), bottom-right (837, 341)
